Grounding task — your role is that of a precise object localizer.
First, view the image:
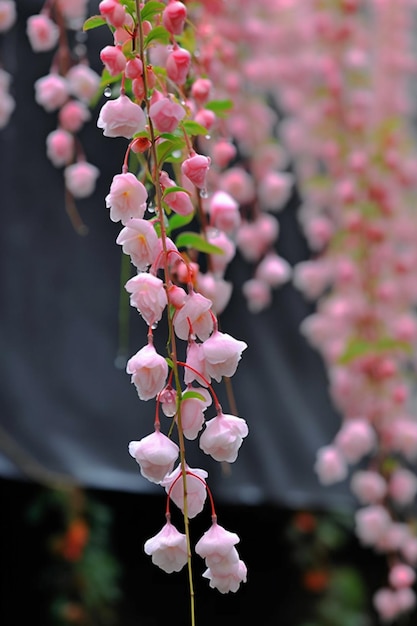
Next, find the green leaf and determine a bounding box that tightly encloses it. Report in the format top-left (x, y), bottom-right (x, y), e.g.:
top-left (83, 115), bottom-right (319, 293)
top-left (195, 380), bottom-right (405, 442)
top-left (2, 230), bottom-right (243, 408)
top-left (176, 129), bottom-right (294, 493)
top-left (163, 186), bottom-right (191, 198)
top-left (156, 138), bottom-right (186, 165)
top-left (144, 25), bottom-right (170, 47)
top-left (205, 99), bottom-right (233, 117)
top-left (166, 357), bottom-right (174, 369)
top-left (141, 1), bottom-right (165, 21)
top-left (83, 15), bottom-right (107, 31)
top-left (338, 336), bottom-right (411, 365)
top-left (181, 390), bottom-right (207, 402)
top-left (168, 212), bottom-right (195, 233)
top-left (175, 231), bottom-right (224, 254)
top-left (182, 120), bottom-right (210, 136)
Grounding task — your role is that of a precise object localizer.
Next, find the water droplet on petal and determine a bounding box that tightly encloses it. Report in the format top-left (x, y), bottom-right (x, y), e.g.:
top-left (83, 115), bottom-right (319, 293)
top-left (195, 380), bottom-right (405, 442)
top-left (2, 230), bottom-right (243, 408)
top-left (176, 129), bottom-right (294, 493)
top-left (147, 204), bottom-right (155, 214)
top-left (199, 188), bottom-right (209, 199)
top-left (205, 134), bottom-right (211, 140)
top-left (151, 322), bottom-right (158, 330)
top-left (104, 86), bottom-right (112, 98)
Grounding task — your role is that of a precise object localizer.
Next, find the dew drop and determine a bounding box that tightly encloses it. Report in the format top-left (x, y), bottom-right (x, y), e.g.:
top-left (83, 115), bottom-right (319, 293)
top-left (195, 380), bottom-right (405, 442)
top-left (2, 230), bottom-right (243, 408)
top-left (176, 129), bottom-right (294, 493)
top-left (199, 188), bottom-right (209, 199)
top-left (151, 322), bottom-right (158, 330)
top-left (205, 134), bottom-right (211, 140)
top-left (104, 86), bottom-right (112, 98)
top-left (147, 204), bottom-right (155, 214)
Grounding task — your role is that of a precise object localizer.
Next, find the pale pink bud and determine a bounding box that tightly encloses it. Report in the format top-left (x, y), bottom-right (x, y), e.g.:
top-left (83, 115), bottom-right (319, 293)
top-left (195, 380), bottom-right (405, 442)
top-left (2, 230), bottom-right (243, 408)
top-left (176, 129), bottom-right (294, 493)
top-left (58, 99), bottom-right (91, 132)
top-left (335, 418), bottom-right (376, 463)
top-left (162, 1), bottom-right (187, 35)
top-left (125, 57), bottom-right (144, 80)
top-left (199, 412), bottom-right (248, 463)
top-left (195, 521), bottom-right (239, 564)
top-left (99, 0), bottom-right (127, 28)
top-left (0, 1), bottom-right (16, 32)
top-left (100, 45), bottom-right (127, 76)
top-left (207, 229), bottom-right (236, 276)
top-left (258, 171), bottom-right (294, 212)
top-left (166, 47), bottom-right (191, 84)
top-left (255, 253), bottom-right (292, 288)
top-left (66, 64), bottom-right (101, 102)
top-left (180, 386), bottom-right (212, 440)
top-left (116, 218), bottom-right (159, 270)
top-left (191, 78), bottom-right (212, 105)
top-left (242, 278), bottom-right (272, 314)
top-left (292, 259), bottom-right (333, 300)
top-left (314, 445), bottom-right (348, 485)
top-left (194, 109), bottom-right (216, 131)
top-left (201, 330), bottom-right (247, 382)
top-left (167, 284), bottom-right (187, 308)
top-left (129, 429), bottom-right (179, 483)
top-left (389, 564), bottom-right (416, 589)
top-left (211, 139), bottom-right (237, 168)
top-left (149, 97), bottom-right (185, 133)
top-left (164, 189), bottom-right (194, 216)
top-left (350, 470), bottom-right (387, 504)
top-left (64, 161), bottom-right (99, 198)
top-left (181, 153), bottom-right (211, 189)
top-left (161, 464), bottom-right (208, 518)
top-left (173, 292), bottom-right (214, 341)
top-left (34, 74), bottom-right (69, 112)
top-left (26, 14), bottom-right (59, 51)
top-left (355, 505), bottom-right (391, 546)
top-left (125, 273), bottom-right (167, 326)
top-left (158, 386), bottom-right (177, 417)
top-left (126, 342), bottom-right (168, 401)
top-left (219, 167), bottom-right (255, 205)
top-left (105, 172), bottom-right (148, 223)
top-left (97, 94), bottom-right (146, 138)
top-left (144, 521), bottom-right (188, 573)
top-left (196, 273), bottom-right (233, 315)
top-left (184, 340), bottom-right (210, 387)
top-left (46, 129), bottom-right (74, 167)
top-left (389, 468), bottom-right (417, 506)
top-left (203, 559), bottom-right (247, 593)
top-left (208, 191), bottom-right (240, 234)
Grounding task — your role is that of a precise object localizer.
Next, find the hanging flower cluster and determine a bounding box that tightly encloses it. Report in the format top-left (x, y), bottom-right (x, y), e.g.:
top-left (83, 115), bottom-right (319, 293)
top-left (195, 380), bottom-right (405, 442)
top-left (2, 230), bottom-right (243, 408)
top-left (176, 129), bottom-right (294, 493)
top-left (85, 0), bottom-right (249, 608)
top-left (261, 1), bottom-right (417, 621)
top-left (0, 0), bottom-right (16, 129)
top-left (26, 0), bottom-right (101, 233)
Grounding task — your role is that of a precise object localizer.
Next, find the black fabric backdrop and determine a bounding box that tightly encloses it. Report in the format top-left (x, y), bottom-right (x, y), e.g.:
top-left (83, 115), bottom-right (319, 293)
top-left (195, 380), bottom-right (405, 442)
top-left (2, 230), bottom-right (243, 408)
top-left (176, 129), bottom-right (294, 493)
top-left (0, 0), bottom-right (352, 509)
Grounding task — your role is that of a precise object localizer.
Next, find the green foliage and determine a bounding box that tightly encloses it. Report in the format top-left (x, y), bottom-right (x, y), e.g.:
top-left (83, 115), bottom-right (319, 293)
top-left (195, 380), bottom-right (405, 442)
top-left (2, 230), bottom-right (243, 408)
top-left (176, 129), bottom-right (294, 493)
top-left (175, 231), bottom-right (224, 254)
top-left (144, 24), bottom-right (170, 47)
top-left (83, 15), bottom-right (107, 31)
top-left (140, 1), bottom-right (166, 21)
top-left (205, 99), bottom-right (234, 117)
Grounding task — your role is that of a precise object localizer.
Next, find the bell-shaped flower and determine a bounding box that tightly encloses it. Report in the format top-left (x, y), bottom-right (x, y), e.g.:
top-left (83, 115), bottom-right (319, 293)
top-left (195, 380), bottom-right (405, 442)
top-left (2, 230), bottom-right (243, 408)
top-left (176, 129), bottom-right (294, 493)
top-left (314, 445), bottom-right (348, 485)
top-left (64, 161), bottom-right (100, 199)
top-left (27, 14), bottom-right (59, 52)
top-left (202, 559), bottom-right (247, 594)
top-left (201, 330), bottom-right (247, 382)
top-left (355, 504), bottom-right (391, 546)
top-left (335, 418), bottom-right (376, 463)
top-left (184, 340), bottom-right (210, 387)
top-left (162, 1), bottom-right (187, 35)
top-left (116, 218), bottom-right (159, 270)
top-left (128, 428), bottom-right (179, 483)
top-left (149, 97), bottom-right (185, 133)
top-left (144, 520), bottom-right (188, 573)
top-left (126, 341), bottom-right (168, 401)
top-left (181, 153), bottom-right (211, 189)
top-left (180, 386), bottom-right (212, 439)
top-left (161, 464), bottom-right (208, 519)
top-left (166, 46), bottom-right (191, 85)
top-left (350, 470), bottom-right (387, 505)
top-left (97, 94), bottom-right (146, 138)
top-left (106, 172), bottom-right (148, 223)
top-left (173, 291), bottom-right (214, 341)
top-left (199, 412), bottom-right (248, 463)
top-left (195, 521), bottom-right (240, 565)
top-left (208, 191), bottom-right (241, 234)
top-left (125, 272), bottom-right (167, 326)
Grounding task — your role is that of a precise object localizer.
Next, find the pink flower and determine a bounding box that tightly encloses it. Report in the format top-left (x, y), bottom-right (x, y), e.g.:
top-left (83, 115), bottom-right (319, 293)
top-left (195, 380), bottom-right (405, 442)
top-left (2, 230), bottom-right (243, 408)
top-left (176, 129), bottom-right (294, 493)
top-left (58, 100), bottom-right (91, 133)
top-left (99, 0), bottom-right (127, 28)
top-left (144, 521), bottom-right (187, 573)
top-left (46, 129), bottom-right (74, 167)
top-left (64, 162), bottom-right (99, 198)
top-left (149, 97), bottom-right (185, 133)
top-left (66, 64), bottom-right (101, 102)
top-left (335, 418), bottom-right (376, 463)
top-left (195, 521), bottom-right (240, 565)
top-left (389, 564), bottom-right (416, 589)
top-left (27, 14), bottom-right (59, 52)
top-left (196, 273), bottom-right (232, 315)
top-left (161, 464), bottom-right (208, 518)
top-left (191, 78), bottom-right (212, 105)
top-left (388, 468), bottom-right (417, 506)
top-left (184, 340), bottom-right (209, 387)
top-left (350, 470), bottom-right (387, 504)
top-left (173, 291), bottom-right (214, 341)
top-left (100, 45), bottom-right (127, 76)
top-left (126, 342), bottom-right (168, 401)
top-left (219, 167), bottom-right (255, 205)
top-left (201, 330), bottom-right (247, 382)
top-left (166, 46), bottom-right (191, 85)
top-left (128, 429), bottom-right (179, 483)
top-left (203, 559), bottom-right (247, 594)
top-left (207, 229), bottom-right (236, 276)
top-left (162, 1), bottom-right (187, 35)
top-left (34, 74), bottom-right (69, 112)
top-left (0, 1), bottom-right (16, 32)
top-left (116, 218), bottom-right (159, 270)
top-left (199, 412), bottom-right (248, 463)
top-left (355, 505), bottom-right (391, 546)
top-left (211, 139), bottom-right (237, 168)
top-left (373, 588), bottom-right (401, 622)
top-left (180, 386), bottom-right (212, 440)
top-left (258, 171), bottom-right (294, 212)
top-left (242, 279), bottom-right (272, 314)
top-left (125, 273), bottom-right (167, 326)
top-left (208, 191), bottom-right (241, 234)
top-left (105, 172), bottom-right (148, 223)
top-left (255, 253), bottom-right (292, 288)
top-left (181, 154), bottom-right (211, 189)
top-left (56, 0), bottom-right (88, 26)
top-left (314, 445), bottom-right (348, 485)
top-left (125, 57), bottom-right (143, 80)
top-left (97, 94), bottom-right (146, 138)
top-left (159, 170), bottom-right (194, 217)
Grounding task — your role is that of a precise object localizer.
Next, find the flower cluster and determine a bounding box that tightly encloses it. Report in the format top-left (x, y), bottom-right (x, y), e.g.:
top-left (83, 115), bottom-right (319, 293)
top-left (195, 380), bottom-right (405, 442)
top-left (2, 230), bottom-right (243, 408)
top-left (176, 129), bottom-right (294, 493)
top-left (263, 1), bottom-right (417, 621)
top-left (26, 0), bottom-right (101, 232)
top-left (87, 0), bottom-right (249, 601)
